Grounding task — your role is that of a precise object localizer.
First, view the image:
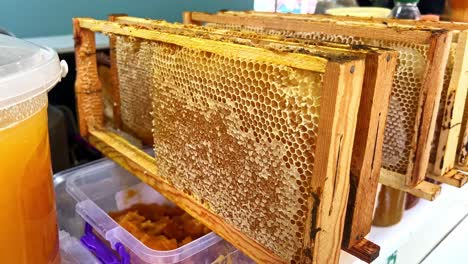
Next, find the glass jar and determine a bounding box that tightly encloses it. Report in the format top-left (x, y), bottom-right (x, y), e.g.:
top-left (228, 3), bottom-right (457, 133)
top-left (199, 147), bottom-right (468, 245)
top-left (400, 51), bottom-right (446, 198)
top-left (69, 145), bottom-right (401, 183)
top-left (391, 0), bottom-right (422, 20)
top-left (405, 194), bottom-right (420, 210)
top-left (450, 0), bottom-right (468, 22)
top-left (0, 34), bottom-right (67, 263)
top-left (373, 186), bottom-right (406, 227)
top-left (337, 0), bottom-right (358, 7)
top-left (315, 0), bottom-right (337, 14)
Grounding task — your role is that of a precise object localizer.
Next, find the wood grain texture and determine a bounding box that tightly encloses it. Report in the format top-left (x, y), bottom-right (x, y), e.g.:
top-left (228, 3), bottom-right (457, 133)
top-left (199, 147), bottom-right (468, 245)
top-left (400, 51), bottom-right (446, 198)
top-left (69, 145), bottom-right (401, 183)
top-left (76, 18), bottom-right (328, 73)
top-left (88, 129), bottom-right (286, 264)
top-left (108, 14), bottom-right (127, 130)
top-left (380, 168), bottom-right (441, 201)
top-left (223, 11), bottom-right (467, 32)
top-left (189, 12), bottom-right (435, 44)
top-left (73, 19), bottom-right (103, 137)
top-left (460, 123), bottom-right (468, 166)
top-left (342, 238), bottom-right (380, 263)
top-left (434, 31), bottom-right (468, 176)
top-left (409, 32), bottom-right (453, 186)
top-left (427, 168), bottom-right (468, 187)
top-left (343, 52), bottom-right (397, 248)
top-left (182, 11), bottom-right (201, 26)
top-left (303, 60), bottom-right (365, 264)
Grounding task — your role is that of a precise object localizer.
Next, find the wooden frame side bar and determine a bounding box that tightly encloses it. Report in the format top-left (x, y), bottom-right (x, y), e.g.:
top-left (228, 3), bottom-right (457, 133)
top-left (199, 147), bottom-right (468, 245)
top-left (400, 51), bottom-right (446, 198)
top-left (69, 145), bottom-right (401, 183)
top-left (380, 168), bottom-right (441, 201)
top-left (107, 14), bottom-right (127, 129)
top-left (342, 239), bottom-right (380, 263)
top-left (408, 31), bottom-right (453, 186)
top-left (304, 60), bottom-right (365, 264)
top-left (428, 168), bottom-right (468, 187)
top-left (343, 52), bottom-right (397, 248)
top-left (73, 18), bottom-right (104, 137)
top-left (189, 12), bottom-right (436, 44)
top-left (433, 31), bottom-right (468, 176)
top-left (88, 129), bottom-right (285, 263)
top-left (460, 121), bottom-right (468, 166)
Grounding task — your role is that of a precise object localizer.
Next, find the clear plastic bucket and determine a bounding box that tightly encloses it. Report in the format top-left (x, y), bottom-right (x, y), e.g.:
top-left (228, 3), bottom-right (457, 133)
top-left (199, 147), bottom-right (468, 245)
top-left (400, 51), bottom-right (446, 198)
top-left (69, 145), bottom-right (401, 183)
top-left (0, 34), bottom-right (67, 263)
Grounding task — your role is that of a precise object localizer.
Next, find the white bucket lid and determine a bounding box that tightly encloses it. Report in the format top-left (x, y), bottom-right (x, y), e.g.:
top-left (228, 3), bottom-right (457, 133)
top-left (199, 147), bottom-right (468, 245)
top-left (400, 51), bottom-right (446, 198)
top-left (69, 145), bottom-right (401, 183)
top-left (0, 34), bottom-right (68, 109)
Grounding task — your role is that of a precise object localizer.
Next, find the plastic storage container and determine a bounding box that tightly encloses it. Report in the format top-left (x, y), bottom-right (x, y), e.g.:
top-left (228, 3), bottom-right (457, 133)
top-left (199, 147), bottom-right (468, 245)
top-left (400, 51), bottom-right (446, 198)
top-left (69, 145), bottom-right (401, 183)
top-left (59, 230), bottom-right (100, 264)
top-left (0, 34), bottom-right (67, 263)
top-left (64, 159), bottom-right (251, 264)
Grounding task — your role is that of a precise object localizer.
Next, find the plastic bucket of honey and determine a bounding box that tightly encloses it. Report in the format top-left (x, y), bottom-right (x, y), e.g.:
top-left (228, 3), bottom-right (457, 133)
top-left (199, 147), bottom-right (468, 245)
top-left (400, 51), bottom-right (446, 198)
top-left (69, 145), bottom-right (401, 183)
top-left (0, 34), bottom-right (68, 263)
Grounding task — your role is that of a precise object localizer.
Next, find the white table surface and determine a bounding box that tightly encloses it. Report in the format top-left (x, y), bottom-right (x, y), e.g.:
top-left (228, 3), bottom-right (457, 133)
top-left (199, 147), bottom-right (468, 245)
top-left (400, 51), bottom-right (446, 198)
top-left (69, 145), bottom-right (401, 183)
top-left (340, 183), bottom-right (468, 264)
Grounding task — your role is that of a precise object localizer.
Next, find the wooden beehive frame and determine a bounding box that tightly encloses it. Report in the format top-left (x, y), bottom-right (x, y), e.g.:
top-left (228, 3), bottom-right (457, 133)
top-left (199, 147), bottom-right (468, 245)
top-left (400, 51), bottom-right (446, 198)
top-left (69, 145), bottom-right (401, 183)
top-left (185, 11), bottom-right (453, 196)
top-left (112, 15), bottom-right (396, 261)
top-left (73, 17), bottom-right (367, 264)
top-left (238, 11), bottom-right (468, 188)
top-left (193, 11), bottom-right (468, 189)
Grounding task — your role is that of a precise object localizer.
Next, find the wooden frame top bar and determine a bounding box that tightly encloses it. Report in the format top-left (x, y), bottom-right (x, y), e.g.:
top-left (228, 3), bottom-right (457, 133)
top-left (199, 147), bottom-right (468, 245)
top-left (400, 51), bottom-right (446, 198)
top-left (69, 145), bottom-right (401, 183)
top-left (189, 12), bottom-right (447, 44)
top-left (77, 18), bottom-right (328, 73)
top-left (230, 11), bottom-right (468, 31)
top-left (116, 16), bottom-right (394, 56)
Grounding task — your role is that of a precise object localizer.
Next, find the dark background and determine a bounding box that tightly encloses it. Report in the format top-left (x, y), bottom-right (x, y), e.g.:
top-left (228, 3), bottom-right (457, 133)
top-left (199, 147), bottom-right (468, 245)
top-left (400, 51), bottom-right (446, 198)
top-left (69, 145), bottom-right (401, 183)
top-left (357, 0), bottom-right (446, 14)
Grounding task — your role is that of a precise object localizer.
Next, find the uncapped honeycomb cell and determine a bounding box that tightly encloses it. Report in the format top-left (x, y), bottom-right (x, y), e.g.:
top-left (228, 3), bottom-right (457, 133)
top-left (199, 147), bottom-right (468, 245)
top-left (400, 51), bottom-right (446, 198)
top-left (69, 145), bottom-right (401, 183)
top-left (115, 35), bottom-right (325, 262)
top-left (207, 23), bottom-right (428, 175)
top-left (115, 37), bottom-right (155, 143)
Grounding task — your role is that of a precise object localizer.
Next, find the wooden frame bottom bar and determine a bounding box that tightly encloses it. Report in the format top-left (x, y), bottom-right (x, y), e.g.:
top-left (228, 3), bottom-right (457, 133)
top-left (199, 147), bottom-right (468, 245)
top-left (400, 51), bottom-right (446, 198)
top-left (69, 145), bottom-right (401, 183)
top-left (90, 128), bottom-right (381, 263)
top-left (380, 169), bottom-right (441, 201)
top-left (427, 169), bottom-right (468, 188)
top-left (342, 239), bottom-right (380, 263)
top-left (88, 129), bottom-right (286, 264)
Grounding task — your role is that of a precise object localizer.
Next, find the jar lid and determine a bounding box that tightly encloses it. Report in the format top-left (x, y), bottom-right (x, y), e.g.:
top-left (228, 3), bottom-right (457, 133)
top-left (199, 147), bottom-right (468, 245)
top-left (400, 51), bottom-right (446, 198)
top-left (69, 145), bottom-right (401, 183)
top-left (0, 34), bottom-right (68, 109)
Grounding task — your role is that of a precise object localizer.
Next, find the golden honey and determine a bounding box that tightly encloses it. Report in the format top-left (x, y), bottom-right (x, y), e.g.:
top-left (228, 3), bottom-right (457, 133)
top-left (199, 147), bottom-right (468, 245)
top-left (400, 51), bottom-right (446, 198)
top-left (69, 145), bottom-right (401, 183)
top-left (0, 96), bottom-right (59, 263)
top-left (373, 186), bottom-right (406, 227)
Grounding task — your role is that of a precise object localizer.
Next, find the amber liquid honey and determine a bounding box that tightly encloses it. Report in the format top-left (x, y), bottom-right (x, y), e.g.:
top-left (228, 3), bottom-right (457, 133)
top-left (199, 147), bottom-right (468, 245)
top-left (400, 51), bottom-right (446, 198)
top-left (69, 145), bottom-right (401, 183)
top-left (451, 0), bottom-right (468, 22)
top-left (0, 98), bottom-right (59, 263)
top-left (373, 186), bottom-right (406, 227)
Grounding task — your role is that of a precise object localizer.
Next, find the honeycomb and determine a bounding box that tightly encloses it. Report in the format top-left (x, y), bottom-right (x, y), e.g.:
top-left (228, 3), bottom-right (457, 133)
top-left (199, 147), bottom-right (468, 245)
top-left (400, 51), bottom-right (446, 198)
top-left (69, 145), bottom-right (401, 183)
top-left (207, 23), bottom-right (429, 175)
top-left (114, 19), bottom-right (362, 145)
top-left (115, 37), bottom-right (155, 143)
top-left (115, 34), bottom-right (329, 262)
